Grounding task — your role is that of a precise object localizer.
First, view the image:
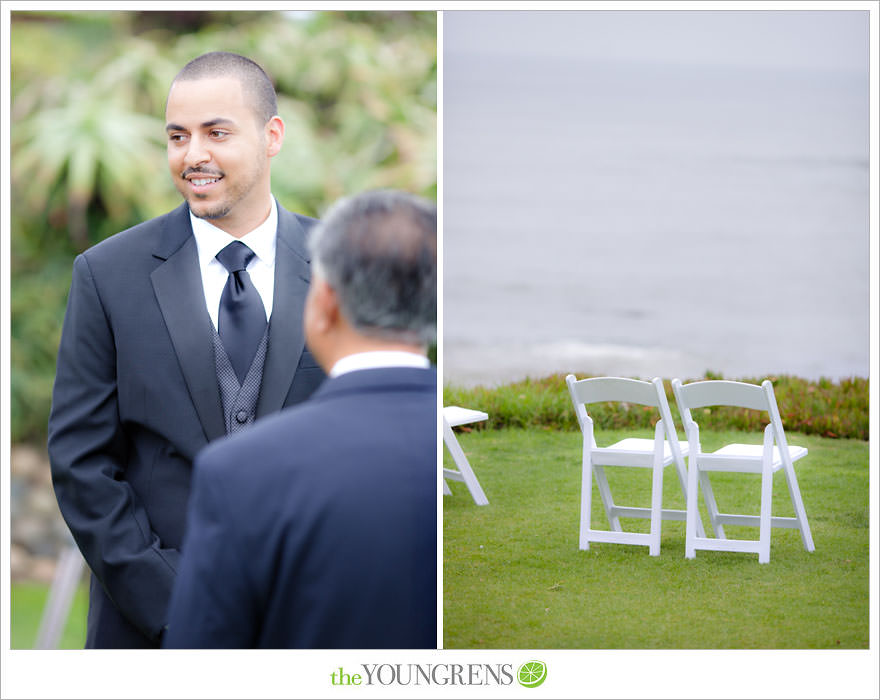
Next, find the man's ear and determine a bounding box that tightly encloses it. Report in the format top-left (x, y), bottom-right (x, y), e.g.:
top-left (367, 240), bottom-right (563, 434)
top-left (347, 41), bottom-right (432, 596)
top-left (312, 277), bottom-right (340, 332)
top-left (265, 115), bottom-right (285, 158)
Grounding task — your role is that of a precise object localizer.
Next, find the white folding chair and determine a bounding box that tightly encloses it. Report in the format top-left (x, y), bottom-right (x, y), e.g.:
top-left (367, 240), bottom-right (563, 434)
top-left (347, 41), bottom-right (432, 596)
top-left (443, 406), bottom-right (489, 506)
top-left (565, 375), bottom-right (701, 556)
top-left (671, 379), bottom-right (815, 564)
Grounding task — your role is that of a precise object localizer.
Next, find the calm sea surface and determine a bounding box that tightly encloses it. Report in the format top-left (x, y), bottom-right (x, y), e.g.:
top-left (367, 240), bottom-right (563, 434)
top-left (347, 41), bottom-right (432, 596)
top-left (443, 52), bottom-right (869, 386)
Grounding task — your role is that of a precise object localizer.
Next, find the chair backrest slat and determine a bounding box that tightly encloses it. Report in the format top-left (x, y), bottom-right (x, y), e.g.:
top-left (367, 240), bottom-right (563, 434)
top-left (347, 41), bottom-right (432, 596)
top-left (566, 376), bottom-right (659, 407)
top-left (675, 380), bottom-right (768, 412)
top-left (763, 380), bottom-right (792, 458)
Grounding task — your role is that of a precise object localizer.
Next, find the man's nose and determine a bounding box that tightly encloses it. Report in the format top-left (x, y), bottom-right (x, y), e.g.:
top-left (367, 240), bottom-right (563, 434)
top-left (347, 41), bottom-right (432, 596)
top-left (183, 136), bottom-right (210, 168)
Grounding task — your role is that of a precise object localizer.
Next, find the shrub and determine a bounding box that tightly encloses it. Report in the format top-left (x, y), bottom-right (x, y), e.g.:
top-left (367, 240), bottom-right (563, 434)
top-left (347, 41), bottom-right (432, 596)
top-left (443, 373), bottom-right (868, 440)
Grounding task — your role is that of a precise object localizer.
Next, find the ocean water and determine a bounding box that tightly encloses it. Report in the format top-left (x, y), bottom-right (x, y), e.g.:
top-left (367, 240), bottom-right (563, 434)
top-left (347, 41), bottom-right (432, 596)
top-left (443, 51), bottom-right (869, 386)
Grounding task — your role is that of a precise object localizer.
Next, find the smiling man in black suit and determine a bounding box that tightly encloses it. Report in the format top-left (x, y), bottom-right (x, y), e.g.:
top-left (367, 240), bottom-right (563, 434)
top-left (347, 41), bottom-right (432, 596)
top-left (164, 189), bottom-right (437, 649)
top-left (48, 52), bottom-right (326, 648)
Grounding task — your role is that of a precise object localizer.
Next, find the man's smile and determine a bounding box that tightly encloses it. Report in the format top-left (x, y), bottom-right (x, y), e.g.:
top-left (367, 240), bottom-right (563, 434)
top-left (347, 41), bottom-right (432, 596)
top-left (183, 171), bottom-right (224, 195)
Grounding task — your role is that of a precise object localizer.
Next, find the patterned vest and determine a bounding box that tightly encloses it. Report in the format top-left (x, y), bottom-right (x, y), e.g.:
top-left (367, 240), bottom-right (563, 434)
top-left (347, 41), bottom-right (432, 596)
top-left (212, 326), bottom-right (269, 435)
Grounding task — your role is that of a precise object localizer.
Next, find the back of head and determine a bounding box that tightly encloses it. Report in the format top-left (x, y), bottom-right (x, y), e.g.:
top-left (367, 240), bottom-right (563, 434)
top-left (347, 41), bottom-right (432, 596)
top-left (309, 190), bottom-right (437, 346)
top-left (172, 51), bottom-right (277, 124)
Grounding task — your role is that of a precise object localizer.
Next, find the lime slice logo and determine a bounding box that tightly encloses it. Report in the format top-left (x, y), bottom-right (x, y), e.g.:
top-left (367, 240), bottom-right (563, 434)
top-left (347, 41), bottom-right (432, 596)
top-left (517, 660), bottom-right (547, 688)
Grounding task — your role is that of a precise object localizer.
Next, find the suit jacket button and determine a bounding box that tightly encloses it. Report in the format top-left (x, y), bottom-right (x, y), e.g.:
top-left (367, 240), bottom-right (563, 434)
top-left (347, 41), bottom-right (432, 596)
top-left (235, 411), bottom-right (249, 424)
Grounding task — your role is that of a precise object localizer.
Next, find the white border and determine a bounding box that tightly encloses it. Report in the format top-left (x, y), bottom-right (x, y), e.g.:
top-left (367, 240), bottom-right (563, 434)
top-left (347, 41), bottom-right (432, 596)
top-left (3, 3), bottom-right (878, 700)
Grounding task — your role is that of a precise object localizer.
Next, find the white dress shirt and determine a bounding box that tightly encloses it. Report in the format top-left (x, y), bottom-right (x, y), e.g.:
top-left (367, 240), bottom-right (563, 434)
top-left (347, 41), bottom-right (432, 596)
top-left (329, 351), bottom-right (431, 378)
top-left (190, 200), bottom-right (278, 329)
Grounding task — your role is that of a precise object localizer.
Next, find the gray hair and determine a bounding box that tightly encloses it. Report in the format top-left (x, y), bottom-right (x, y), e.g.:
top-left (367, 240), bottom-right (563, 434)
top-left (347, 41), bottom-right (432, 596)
top-left (172, 52), bottom-right (277, 124)
top-left (308, 190), bottom-right (437, 345)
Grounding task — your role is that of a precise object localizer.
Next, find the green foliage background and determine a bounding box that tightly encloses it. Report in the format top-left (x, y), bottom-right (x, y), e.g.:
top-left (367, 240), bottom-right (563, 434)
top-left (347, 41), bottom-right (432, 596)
top-left (10, 10), bottom-right (437, 443)
top-left (444, 373), bottom-right (869, 440)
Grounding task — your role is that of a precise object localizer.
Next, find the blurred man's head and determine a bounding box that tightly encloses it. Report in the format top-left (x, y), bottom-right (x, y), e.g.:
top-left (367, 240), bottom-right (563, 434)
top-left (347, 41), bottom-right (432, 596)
top-left (304, 189), bottom-right (437, 371)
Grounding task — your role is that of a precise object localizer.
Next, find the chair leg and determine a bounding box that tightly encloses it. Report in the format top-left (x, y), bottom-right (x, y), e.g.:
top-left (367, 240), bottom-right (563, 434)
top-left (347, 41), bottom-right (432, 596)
top-left (758, 466), bottom-right (773, 564)
top-left (443, 420), bottom-right (489, 506)
top-left (698, 472), bottom-right (725, 539)
top-left (756, 427), bottom-right (778, 563)
top-left (685, 459), bottom-right (699, 559)
top-left (672, 452), bottom-right (705, 538)
top-left (649, 457), bottom-right (664, 556)
top-left (579, 440), bottom-right (593, 550)
top-left (782, 462), bottom-right (815, 552)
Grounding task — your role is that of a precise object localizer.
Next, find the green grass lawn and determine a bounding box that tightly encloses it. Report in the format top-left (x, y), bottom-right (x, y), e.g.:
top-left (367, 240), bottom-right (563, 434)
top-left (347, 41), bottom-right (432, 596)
top-left (443, 427), bottom-right (869, 649)
top-left (10, 582), bottom-right (88, 649)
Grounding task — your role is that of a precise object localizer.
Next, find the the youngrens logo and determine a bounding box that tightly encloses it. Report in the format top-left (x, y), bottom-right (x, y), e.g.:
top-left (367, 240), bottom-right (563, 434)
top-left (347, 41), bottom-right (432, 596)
top-left (329, 661), bottom-right (547, 688)
top-left (517, 660), bottom-right (548, 688)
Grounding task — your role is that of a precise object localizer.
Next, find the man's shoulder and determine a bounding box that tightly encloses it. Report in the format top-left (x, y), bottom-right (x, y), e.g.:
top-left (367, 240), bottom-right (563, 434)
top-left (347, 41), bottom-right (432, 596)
top-left (289, 210), bottom-right (319, 231)
top-left (314, 367), bottom-right (437, 399)
top-left (292, 368), bottom-right (436, 441)
top-left (80, 204), bottom-right (189, 263)
top-left (277, 200), bottom-right (318, 227)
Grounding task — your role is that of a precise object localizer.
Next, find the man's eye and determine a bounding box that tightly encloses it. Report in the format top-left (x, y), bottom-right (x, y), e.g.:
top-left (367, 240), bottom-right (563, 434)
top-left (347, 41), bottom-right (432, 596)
top-left (169, 133), bottom-right (187, 142)
top-left (210, 130), bottom-right (228, 138)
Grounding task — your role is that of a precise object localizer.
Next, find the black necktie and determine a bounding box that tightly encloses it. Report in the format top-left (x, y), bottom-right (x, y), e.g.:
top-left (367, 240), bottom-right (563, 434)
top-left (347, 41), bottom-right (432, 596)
top-left (216, 241), bottom-right (267, 384)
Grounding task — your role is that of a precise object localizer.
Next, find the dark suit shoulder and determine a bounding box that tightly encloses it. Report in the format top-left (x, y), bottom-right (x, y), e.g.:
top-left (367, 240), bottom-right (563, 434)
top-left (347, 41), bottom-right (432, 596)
top-left (275, 200), bottom-right (317, 225)
top-left (81, 204), bottom-right (188, 265)
top-left (309, 367), bottom-right (436, 402)
top-left (275, 203), bottom-right (319, 265)
top-left (292, 212), bottom-right (319, 230)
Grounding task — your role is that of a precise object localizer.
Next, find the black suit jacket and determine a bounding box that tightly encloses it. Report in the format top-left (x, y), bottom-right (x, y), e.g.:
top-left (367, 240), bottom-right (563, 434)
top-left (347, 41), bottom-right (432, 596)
top-left (163, 367), bottom-right (437, 649)
top-left (47, 201), bottom-right (326, 647)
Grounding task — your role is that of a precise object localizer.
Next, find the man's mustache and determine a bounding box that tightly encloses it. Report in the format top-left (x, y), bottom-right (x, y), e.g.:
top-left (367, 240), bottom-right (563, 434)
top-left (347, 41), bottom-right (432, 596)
top-left (181, 167), bottom-right (224, 178)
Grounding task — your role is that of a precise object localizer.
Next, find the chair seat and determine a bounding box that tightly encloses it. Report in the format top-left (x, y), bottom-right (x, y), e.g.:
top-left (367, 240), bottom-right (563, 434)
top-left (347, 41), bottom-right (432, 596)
top-left (699, 443), bottom-right (808, 473)
top-left (444, 405), bottom-right (489, 428)
top-left (593, 438), bottom-right (689, 468)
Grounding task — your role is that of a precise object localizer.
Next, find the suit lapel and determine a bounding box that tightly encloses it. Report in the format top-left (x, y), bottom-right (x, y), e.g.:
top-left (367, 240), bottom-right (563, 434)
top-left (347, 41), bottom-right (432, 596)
top-left (150, 204), bottom-right (226, 442)
top-left (256, 203), bottom-right (312, 417)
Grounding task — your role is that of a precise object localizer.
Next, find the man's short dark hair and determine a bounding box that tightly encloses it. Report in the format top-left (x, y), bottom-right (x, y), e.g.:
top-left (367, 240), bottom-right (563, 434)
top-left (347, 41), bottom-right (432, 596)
top-left (309, 190), bottom-right (437, 345)
top-left (172, 51), bottom-right (277, 124)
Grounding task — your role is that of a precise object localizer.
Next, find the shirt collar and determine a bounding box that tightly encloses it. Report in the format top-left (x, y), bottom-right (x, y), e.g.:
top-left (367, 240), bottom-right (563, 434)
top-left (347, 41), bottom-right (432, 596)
top-left (329, 351), bottom-right (431, 378)
top-left (191, 199), bottom-right (278, 269)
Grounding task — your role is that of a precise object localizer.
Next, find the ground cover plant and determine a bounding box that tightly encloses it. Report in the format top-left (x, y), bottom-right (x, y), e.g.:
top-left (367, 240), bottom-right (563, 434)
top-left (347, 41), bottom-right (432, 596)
top-left (10, 583), bottom-right (88, 649)
top-left (443, 373), bottom-right (868, 440)
top-left (443, 375), bottom-right (869, 649)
